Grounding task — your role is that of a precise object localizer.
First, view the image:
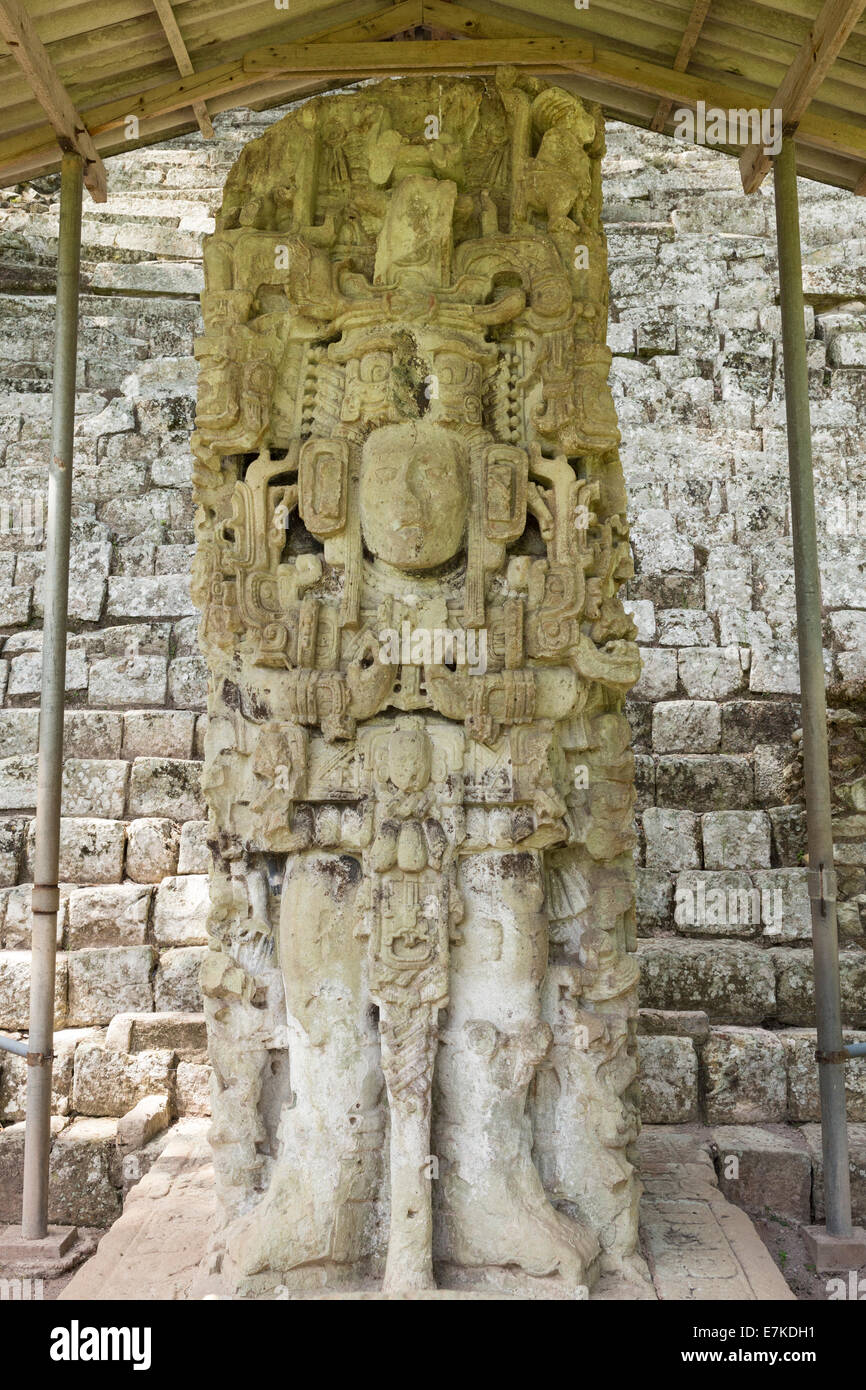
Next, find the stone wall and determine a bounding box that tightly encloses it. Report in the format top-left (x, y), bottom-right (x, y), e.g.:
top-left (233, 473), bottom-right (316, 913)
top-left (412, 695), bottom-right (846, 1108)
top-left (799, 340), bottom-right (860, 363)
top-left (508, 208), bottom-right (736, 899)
top-left (0, 106), bottom-right (864, 1222)
top-left (604, 127), bottom-right (866, 1130)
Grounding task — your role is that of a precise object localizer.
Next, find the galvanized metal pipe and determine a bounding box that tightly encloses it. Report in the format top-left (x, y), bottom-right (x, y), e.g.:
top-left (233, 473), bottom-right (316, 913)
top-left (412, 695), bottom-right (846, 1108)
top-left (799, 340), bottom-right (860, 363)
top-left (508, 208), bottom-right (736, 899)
top-left (20, 151), bottom-right (83, 1241)
top-left (773, 137), bottom-right (852, 1240)
top-left (0, 1034), bottom-right (29, 1058)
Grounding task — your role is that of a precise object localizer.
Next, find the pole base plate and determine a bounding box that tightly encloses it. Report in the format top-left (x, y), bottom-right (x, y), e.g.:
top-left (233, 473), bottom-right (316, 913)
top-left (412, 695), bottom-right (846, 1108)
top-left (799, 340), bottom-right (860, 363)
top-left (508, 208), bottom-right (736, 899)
top-left (0, 1224), bottom-right (78, 1276)
top-left (802, 1225), bottom-right (866, 1272)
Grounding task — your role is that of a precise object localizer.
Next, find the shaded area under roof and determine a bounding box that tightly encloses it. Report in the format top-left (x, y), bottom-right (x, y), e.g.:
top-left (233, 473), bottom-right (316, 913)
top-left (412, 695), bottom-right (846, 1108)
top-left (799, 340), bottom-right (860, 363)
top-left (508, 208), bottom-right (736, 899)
top-left (0, 0), bottom-right (865, 199)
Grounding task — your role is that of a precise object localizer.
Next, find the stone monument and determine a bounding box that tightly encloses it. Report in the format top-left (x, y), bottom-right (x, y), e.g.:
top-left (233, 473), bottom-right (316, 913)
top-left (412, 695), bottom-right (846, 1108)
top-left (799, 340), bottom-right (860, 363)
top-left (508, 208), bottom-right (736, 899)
top-left (191, 70), bottom-right (645, 1298)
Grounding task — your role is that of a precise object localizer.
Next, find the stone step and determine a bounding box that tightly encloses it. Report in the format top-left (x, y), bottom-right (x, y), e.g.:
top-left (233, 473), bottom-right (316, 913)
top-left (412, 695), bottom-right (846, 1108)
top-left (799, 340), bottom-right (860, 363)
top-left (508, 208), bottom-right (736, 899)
top-left (711, 1124), bottom-right (813, 1222)
top-left (638, 938), bottom-right (866, 1028)
top-left (638, 1021), bottom-right (866, 1125)
top-left (803, 1123), bottom-right (866, 1227)
top-left (0, 942), bottom-right (205, 1033)
top-left (104, 1011), bottom-right (206, 1058)
top-left (708, 1122), bottom-right (866, 1230)
top-left (0, 1117), bottom-right (122, 1227)
top-left (0, 755), bottom-right (205, 824)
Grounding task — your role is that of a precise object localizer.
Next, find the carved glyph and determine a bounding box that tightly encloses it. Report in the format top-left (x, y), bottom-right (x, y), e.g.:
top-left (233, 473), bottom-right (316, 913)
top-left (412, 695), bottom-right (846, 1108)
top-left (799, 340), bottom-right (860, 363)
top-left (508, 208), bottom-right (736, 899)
top-left (193, 71), bottom-right (646, 1297)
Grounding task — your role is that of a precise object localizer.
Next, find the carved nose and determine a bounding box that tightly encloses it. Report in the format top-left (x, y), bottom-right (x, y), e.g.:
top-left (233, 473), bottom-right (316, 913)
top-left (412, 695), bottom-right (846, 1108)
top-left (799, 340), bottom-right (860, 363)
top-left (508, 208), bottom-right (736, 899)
top-left (392, 486), bottom-right (422, 526)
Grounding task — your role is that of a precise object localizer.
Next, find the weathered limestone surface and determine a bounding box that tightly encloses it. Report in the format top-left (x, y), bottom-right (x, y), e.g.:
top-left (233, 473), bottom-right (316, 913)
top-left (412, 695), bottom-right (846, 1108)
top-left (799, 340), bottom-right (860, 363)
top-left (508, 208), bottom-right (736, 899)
top-left (712, 1125), bottom-right (813, 1222)
top-left (637, 1034), bottom-right (699, 1123)
top-left (194, 75), bottom-right (642, 1298)
top-left (0, 85), bottom-right (864, 1243)
top-left (0, 1116), bottom-right (122, 1226)
top-left (72, 1042), bottom-right (175, 1118)
top-left (56, 1122), bottom-right (792, 1302)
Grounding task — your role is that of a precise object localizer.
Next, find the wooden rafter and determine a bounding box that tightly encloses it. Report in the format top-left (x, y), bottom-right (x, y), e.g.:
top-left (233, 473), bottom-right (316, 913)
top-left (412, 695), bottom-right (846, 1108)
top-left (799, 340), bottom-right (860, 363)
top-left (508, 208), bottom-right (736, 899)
top-left (574, 46), bottom-right (866, 167)
top-left (649, 0), bottom-right (712, 134)
top-left (151, 0), bottom-right (213, 140)
top-left (0, 0), bottom-right (106, 200)
top-left (740, 0), bottom-right (866, 193)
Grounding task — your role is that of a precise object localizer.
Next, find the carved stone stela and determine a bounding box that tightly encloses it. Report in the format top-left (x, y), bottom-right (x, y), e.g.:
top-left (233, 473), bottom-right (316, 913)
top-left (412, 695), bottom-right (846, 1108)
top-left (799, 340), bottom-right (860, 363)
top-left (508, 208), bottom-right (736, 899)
top-left (192, 71), bottom-right (646, 1297)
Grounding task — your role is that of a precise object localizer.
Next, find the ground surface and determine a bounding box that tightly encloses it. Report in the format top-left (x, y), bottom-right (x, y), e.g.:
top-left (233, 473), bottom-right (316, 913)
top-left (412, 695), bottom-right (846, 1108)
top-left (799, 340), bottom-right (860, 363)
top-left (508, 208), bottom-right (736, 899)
top-left (753, 1215), bottom-right (865, 1300)
top-left (52, 1123), bottom-right (792, 1302)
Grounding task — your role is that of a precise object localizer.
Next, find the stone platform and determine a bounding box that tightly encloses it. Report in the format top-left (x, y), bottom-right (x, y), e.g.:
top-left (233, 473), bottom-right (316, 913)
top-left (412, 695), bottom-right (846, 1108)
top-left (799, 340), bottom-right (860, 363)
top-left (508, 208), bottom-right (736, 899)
top-left (639, 1127), bottom-right (795, 1299)
top-left (58, 1121), bottom-right (793, 1302)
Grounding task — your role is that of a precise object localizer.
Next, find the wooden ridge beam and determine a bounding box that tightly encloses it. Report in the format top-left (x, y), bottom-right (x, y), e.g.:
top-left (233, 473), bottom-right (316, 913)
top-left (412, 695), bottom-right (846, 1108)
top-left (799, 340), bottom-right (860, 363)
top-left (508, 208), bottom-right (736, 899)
top-left (740, 0), bottom-right (866, 193)
top-left (650, 0), bottom-right (712, 133)
top-left (0, 0), bottom-right (106, 200)
top-left (242, 37), bottom-right (594, 76)
top-left (151, 0), bottom-right (213, 139)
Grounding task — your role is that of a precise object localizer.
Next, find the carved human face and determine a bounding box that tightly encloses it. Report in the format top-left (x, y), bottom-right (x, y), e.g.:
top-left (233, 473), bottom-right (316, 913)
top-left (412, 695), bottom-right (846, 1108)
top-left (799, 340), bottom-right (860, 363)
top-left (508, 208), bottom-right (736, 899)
top-left (388, 729), bottom-right (432, 791)
top-left (360, 421), bottom-right (468, 570)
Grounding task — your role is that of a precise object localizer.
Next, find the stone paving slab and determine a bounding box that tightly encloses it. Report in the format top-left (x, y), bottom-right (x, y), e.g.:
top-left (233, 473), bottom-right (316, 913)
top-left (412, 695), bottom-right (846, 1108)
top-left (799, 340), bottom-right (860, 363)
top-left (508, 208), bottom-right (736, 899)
top-left (60, 1122), bottom-right (795, 1301)
top-left (639, 1127), bottom-right (795, 1300)
top-left (59, 1119), bottom-right (213, 1302)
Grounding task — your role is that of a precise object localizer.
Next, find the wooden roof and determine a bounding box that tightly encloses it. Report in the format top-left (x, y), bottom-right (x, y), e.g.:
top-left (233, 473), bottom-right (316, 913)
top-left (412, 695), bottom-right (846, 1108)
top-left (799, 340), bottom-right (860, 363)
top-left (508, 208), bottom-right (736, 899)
top-left (1, 0), bottom-right (866, 202)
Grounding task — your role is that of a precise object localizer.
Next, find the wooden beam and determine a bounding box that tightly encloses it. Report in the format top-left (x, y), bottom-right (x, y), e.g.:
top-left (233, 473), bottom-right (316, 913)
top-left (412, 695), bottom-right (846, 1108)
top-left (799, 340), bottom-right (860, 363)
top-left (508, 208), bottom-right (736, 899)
top-left (246, 29), bottom-right (866, 183)
top-left (312, 0), bottom-right (424, 41)
top-left (242, 37), bottom-right (593, 76)
top-left (151, 0), bottom-right (213, 139)
top-left (650, 0), bottom-right (712, 133)
top-left (0, 0), bottom-right (106, 201)
top-left (740, 0), bottom-right (866, 193)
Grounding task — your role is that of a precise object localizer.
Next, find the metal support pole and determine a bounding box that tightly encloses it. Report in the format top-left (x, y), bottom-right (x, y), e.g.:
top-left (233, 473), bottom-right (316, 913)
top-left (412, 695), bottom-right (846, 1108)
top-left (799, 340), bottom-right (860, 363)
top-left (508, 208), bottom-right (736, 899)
top-left (20, 150), bottom-right (83, 1241)
top-left (773, 137), bottom-right (852, 1240)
